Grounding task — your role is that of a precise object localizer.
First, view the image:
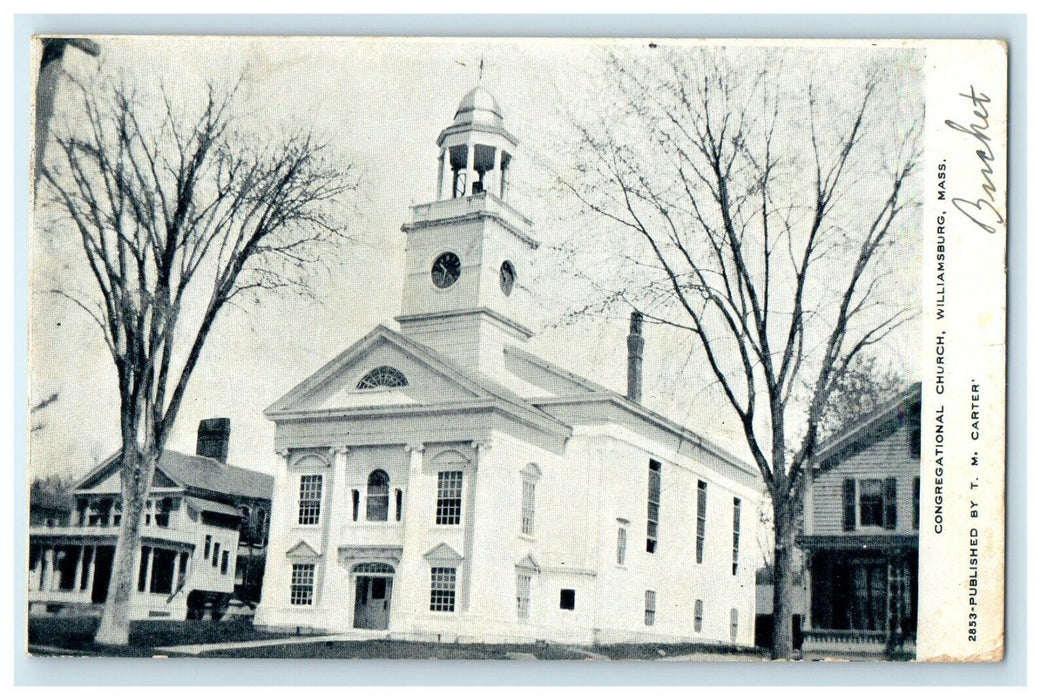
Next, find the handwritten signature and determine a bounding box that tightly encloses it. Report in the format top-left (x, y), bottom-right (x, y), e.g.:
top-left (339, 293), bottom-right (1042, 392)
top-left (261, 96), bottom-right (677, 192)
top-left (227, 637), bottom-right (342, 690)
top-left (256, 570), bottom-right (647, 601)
top-left (945, 86), bottom-right (1004, 234)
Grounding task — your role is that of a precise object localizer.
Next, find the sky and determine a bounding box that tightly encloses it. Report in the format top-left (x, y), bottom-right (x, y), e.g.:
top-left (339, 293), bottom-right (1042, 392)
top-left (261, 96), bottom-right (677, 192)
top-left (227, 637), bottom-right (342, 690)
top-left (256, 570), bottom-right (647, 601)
top-left (27, 37), bottom-right (924, 483)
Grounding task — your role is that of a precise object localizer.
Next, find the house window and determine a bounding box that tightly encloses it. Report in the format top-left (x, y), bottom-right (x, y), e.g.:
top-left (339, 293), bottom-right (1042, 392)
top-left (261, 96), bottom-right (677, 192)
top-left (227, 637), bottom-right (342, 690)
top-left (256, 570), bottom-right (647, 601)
top-left (646, 460), bottom-right (661, 553)
top-left (298, 474), bottom-right (323, 525)
top-left (644, 590), bottom-right (656, 626)
top-left (516, 572), bottom-right (532, 622)
top-left (847, 477), bottom-right (898, 530)
top-left (730, 608), bottom-right (739, 643)
top-left (151, 549), bottom-right (176, 594)
top-left (616, 526), bottom-right (627, 565)
top-left (732, 497), bottom-right (742, 576)
top-left (696, 480), bottom-right (708, 564)
top-left (290, 563), bottom-right (315, 606)
top-left (521, 477), bottom-right (536, 536)
top-left (435, 471), bottom-right (463, 525)
top-left (87, 500), bottom-right (105, 526)
top-left (395, 489), bottom-right (403, 521)
top-left (913, 476), bottom-right (920, 530)
top-left (693, 599), bottom-right (704, 633)
top-left (112, 500), bottom-right (122, 526)
top-left (366, 469), bottom-right (390, 521)
top-left (154, 497), bottom-right (173, 527)
top-left (144, 499), bottom-right (152, 525)
top-left (204, 535), bottom-right (212, 559)
top-left (351, 490), bottom-right (360, 521)
top-left (560, 588), bottom-right (576, 610)
top-left (356, 366), bottom-right (408, 390)
top-left (429, 567), bottom-right (457, 612)
top-left (212, 543), bottom-right (221, 567)
top-left (221, 551), bottom-right (229, 575)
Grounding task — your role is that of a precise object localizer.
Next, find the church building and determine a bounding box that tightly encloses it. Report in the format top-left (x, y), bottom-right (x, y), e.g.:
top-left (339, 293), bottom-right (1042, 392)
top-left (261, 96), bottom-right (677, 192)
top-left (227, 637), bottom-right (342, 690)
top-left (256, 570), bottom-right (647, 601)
top-left (253, 86), bottom-right (764, 645)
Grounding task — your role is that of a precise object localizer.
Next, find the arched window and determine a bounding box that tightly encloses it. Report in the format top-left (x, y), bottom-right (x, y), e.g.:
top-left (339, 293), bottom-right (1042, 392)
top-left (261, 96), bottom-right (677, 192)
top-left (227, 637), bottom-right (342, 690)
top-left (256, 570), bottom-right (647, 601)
top-left (366, 469), bottom-right (390, 522)
top-left (356, 366), bottom-right (408, 390)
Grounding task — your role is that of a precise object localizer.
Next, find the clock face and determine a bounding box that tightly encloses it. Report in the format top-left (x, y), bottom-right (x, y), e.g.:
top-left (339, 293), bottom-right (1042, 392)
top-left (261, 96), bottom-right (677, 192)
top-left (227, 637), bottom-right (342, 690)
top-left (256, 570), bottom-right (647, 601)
top-left (431, 252), bottom-right (461, 289)
top-left (500, 260), bottom-right (516, 296)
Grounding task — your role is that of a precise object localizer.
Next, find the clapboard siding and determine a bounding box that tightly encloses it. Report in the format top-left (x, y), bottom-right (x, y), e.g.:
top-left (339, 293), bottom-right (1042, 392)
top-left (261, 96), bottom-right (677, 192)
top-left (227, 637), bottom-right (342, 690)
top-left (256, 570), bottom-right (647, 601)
top-left (809, 427), bottom-right (920, 536)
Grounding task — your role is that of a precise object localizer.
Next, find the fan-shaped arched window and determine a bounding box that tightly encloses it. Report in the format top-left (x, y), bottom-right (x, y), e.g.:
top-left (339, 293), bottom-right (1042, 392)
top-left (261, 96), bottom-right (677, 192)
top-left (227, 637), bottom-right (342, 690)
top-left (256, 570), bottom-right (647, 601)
top-left (366, 469), bottom-right (390, 521)
top-left (356, 366), bottom-right (408, 390)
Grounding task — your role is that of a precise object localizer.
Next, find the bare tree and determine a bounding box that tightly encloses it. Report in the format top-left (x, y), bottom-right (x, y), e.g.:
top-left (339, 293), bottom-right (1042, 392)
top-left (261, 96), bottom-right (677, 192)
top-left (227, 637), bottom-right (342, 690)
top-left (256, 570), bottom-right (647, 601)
top-left (38, 69), bottom-right (358, 646)
top-left (563, 47), bottom-right (921, 659)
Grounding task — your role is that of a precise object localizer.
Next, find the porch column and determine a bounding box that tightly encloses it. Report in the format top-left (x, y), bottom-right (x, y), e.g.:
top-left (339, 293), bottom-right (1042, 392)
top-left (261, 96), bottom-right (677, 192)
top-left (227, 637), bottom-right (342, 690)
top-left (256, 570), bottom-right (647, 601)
top-left (142, 547), bottom-right (154, 594)
top-left (170, 550), bottom-right (180, 594)
top-left (84, 545), bottom-right (97, 592)
top-left (72, 546), bottom-right (85, 594)
top-left (42, 547), bottom-right (54, 591)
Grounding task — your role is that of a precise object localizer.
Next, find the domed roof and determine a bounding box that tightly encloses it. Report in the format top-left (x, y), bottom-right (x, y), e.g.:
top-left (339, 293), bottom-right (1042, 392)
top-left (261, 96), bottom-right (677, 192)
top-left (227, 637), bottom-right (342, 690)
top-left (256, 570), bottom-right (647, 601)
top-left (453, 86), bottom-right (504, 127)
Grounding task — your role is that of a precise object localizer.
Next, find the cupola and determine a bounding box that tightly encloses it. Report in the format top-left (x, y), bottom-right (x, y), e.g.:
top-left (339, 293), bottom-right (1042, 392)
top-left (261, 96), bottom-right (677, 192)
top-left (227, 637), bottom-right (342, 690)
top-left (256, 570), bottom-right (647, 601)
top-left (434, 85), bottom-right (519, 201)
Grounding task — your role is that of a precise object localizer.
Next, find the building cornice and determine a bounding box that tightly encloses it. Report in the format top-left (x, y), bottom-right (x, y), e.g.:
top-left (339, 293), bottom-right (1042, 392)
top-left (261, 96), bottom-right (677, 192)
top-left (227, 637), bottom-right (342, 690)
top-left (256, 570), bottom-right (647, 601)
top-left (401, 209), bottom-right (539, 249)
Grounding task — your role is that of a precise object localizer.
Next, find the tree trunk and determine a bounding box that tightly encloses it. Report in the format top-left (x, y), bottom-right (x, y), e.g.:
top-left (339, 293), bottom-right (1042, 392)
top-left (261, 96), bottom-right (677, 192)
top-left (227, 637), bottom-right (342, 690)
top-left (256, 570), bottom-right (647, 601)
top-left (771, 496), bottom-right (795, 660)
top-left (93, 449), bottom-right (156, 646)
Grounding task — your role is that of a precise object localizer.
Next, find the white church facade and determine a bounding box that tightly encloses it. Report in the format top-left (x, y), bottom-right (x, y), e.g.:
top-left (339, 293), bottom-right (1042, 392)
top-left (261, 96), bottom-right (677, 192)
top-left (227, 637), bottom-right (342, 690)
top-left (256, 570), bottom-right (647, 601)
top-left (253, 86), bottom-right (764, 646)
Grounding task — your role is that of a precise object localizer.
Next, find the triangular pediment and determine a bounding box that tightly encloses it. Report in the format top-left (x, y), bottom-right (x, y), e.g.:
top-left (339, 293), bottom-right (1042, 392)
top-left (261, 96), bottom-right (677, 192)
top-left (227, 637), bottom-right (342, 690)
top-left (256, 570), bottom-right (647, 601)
top-left (422, 542), bottom-right (463, 564)
top-left (266, 325), bottom-right (492, 415)
top-left (516, 554), bottom-right (541, 572)
top-left (286, 540), bottom-right (321, 559)
top-left (74, 455), bottom-right (185, 494)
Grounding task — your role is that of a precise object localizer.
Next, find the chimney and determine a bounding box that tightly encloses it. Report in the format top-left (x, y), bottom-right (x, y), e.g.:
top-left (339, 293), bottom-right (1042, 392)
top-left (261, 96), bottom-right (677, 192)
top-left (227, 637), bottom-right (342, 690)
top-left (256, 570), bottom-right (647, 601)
top-left (196, 418), bottom-right (231, 463)
top-left (627, 311), bottom-right (644, 403)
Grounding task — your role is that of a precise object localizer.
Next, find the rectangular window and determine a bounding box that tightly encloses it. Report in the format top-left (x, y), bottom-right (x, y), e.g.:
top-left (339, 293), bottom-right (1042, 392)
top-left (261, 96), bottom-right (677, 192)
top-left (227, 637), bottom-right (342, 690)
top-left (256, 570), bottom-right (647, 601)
top-left (732, 497), bottom-right (742, 576)
top-left (435, 471), bottom-right (463, 525)
top-left (616, 526), bottom-right (627, 565)
top-left (560, 588), bottom-right (576, 611)
top-left (213, 543), bottom-right (221, 567)
top-left (696, 480), bottom-right (708, 564)
top-left (644, 590), bottom-right (656, 626)
top-left (221, 550), bottom-right (229, 575)
top-left (913, 476), bottom-right (920, 530)
top-left (730, 608), bottom-right (739, 643)
top-left (646, 460), bottom-right (661, 553)
top-left (429, 567), bottom-right (457, 612)
top-left (298, 474), bottom-right (323, 525)
top-left (516, 572), bottom-right (532, 622)
top-left (693, 599), bottom-right (704, 633)
top-left (144, 499), bottom-right (152, 526)
top-left (290, 563), bottom-right (315, 606)
top-left (859, 479), bottom-right (885, 527)
top-left (204, 535), bottom-right (212, 559)
top-left (112, 500), bottom-right (121, 527)
top-left (842, 478), bottom-right (857, 531)
top-left (351, 489), bottom-right (360, 522)
top-left (395, 489), bottom-right (403, 521)
top-left (521, 479), bottom-right (536, 536)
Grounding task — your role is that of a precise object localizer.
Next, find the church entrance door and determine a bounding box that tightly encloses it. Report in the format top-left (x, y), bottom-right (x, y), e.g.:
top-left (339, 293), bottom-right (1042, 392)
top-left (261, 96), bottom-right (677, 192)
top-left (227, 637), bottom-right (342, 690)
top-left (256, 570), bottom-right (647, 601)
top-left (353, 575), bottom-right (392, 630)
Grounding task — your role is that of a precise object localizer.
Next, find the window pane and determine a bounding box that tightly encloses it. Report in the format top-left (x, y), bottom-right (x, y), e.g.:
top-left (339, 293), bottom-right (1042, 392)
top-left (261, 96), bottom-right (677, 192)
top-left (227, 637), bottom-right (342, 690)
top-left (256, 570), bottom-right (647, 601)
top-left (644, 590), bottom-right (656, 626)
top-left (696, 481), bottom-right (707, 564)
top-left (732, 497), bottom-right (742, 575)
top-left (859, 479), bottom-right (885, 527)
top-left (429, 567), bottom-right (456, 612)
top-left (647, 460), bottom-right (660, 553)
top-left (516, 573), bottom-right (531, 622)
top-left (694, 599), bottom-right (704, 632)
top-left (298, 474), bottom-right (323, 525)
top-left (366, 470), bottom-right (390, 521)
top-left (290, 563), bottom-right (315, 605)
top-left (521, 479), bottom-right (536, 536)
top-left (436, 471), bottom-right (463, 525)
top-left (616, 527), bottom-right (627, 565)
top-left (559, 588), bottom-right (576, 610)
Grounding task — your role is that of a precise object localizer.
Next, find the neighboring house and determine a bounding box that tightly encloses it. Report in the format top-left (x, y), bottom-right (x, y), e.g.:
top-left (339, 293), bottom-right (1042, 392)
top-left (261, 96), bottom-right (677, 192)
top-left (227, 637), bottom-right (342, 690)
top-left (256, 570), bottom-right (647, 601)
top-left (30, 488), bottom-right (73, 527)
top-left (798, 383), bottom-right (921, 657)
top-left (253, 86), bottom-right (765, 646)
top-left (28, 419), bottom-right (273, 620)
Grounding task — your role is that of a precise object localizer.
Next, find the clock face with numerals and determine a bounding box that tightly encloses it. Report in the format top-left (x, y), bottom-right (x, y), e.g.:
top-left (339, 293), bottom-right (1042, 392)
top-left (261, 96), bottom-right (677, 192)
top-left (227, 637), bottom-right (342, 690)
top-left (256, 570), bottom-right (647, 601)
top-left (431, 252), bottom-right (461, 289)
top-left (500, 260), bottom-right (516, 296)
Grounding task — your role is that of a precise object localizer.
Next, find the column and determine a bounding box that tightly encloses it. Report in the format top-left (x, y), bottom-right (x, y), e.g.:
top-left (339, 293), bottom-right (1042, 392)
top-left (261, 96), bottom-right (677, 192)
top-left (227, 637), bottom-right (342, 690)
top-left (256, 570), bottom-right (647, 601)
top-left (464, 142), bottom-right (475, 196)
top-left (254, 449), bottom-right (292, 627)
top-left (42, 547), bottom-right (54, 591)
top-left (319, 446), bottom-right (351, 627)
top-left (436, 149), bottom-right (447, 200)
top-left (492, 147), bottom-right (503, 198)
top-left (72, 546), bottom-right (84, 595)
top-left (394, 443), bottom-right (427, 624)
top-left (170, 551), bottom-right (180, 594)
top-left (85, 545), bottom-right (97, 592)
top-left (142, 547), bottom-right (154, 594)
top-left (462, 439), bottom-right (492, 612)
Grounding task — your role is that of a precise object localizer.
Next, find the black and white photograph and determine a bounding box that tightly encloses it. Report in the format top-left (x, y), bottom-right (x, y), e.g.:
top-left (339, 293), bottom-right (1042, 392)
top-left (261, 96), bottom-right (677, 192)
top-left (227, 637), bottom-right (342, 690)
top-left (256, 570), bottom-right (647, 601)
top-left (23, 35), bottom-right (1005, 663)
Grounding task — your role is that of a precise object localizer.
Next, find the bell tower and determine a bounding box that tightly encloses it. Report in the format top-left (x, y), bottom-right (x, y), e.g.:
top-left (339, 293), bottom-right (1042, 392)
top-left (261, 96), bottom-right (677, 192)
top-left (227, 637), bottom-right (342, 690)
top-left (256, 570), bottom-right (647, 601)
top-left (396, 86), bottom-right (538, 377)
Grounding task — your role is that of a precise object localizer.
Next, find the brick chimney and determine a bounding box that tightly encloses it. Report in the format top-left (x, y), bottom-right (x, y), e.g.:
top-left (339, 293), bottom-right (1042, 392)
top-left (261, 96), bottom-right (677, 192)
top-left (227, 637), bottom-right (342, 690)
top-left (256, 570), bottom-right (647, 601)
top-left (627, 311), bottom-right (644, 403)
top-left (196, 418), bottom-right (231, 463)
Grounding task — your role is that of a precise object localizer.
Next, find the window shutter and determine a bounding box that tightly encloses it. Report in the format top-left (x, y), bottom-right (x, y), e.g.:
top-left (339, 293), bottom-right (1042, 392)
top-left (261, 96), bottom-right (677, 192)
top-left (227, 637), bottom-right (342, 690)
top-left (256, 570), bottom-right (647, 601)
top-left (842, 478), bottom-right (856, 531)
top-left (884, 478), bottom-right (897, 530)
